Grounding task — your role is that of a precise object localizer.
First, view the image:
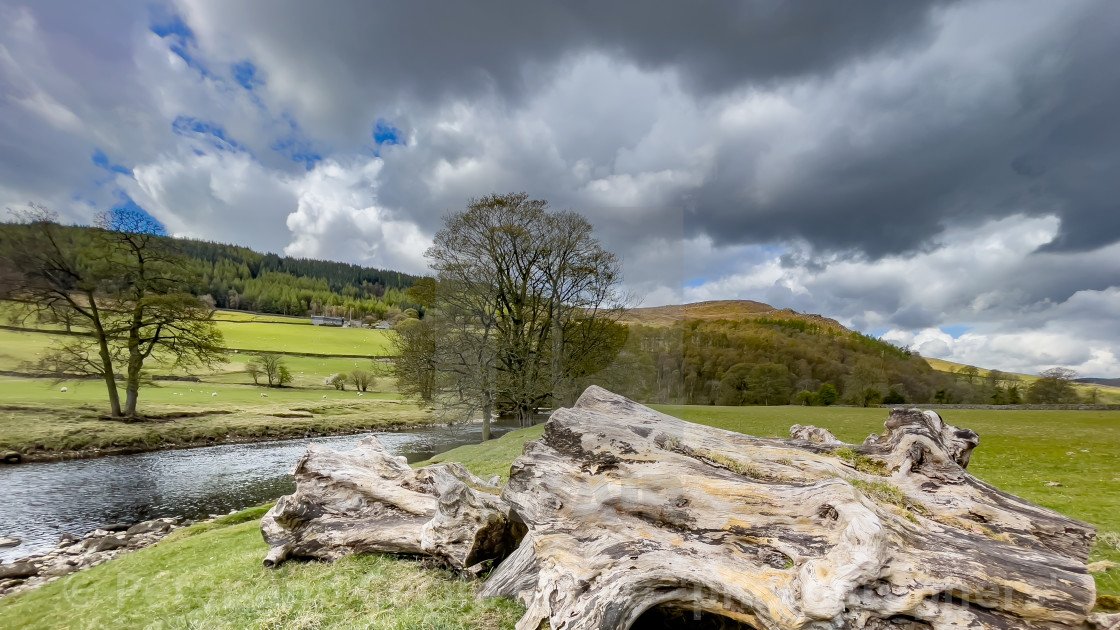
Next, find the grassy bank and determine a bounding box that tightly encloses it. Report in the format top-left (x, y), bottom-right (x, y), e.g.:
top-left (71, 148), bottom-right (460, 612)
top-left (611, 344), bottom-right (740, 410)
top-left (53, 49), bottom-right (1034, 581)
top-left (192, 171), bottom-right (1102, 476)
top-left (0, 391), bottom-right (430, 459)
top-left (0, 506), bottom-right (523, 630)
top-left (0, 405), bottom-right (1115, 629)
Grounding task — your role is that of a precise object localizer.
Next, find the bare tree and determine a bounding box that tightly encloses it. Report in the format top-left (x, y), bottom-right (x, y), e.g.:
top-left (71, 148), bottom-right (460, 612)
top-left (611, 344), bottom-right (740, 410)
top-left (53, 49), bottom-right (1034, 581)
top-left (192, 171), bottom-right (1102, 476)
top-left (1, 204), bottom-right (225, 417)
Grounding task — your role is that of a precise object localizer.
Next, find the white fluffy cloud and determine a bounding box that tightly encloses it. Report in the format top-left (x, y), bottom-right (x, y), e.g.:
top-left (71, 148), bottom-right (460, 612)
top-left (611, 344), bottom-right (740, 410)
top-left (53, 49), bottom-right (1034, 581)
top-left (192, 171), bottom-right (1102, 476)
top-left (682, 214), bottom-right (1120, 375)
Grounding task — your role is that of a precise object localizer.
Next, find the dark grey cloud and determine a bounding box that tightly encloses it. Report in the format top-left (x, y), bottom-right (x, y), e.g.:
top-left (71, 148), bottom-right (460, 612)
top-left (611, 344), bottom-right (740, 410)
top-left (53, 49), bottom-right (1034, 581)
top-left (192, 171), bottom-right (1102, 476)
top-left (183, 0), bottom-right (948, 109)
top-left (677, 0), bottom-right (1120, 258)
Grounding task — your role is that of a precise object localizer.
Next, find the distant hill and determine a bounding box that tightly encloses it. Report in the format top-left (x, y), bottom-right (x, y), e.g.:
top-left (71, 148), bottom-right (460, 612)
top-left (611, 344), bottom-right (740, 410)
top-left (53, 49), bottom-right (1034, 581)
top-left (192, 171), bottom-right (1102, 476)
top-left (622, 300), bottom-right (848, 331)
top-left (1075, 377), bottom-right (1120, 388)
top-left (0, 222), bottom-right (422, 320)
top-left (592, 301), bottom-right (994, 407)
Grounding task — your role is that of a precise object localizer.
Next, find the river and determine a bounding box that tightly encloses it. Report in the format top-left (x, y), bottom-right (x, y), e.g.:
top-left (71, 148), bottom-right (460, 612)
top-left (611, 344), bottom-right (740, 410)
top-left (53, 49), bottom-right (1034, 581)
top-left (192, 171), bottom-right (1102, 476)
top-left (0, 422), bottom-right (517, 563)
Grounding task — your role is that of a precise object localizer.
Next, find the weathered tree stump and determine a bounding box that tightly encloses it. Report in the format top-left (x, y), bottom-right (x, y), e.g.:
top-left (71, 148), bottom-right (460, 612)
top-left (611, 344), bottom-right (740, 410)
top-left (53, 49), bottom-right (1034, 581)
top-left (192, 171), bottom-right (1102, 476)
top-left (260, 436), bottom-right (518, 570)
top-left (481, 386), bottom-right (1102, 630)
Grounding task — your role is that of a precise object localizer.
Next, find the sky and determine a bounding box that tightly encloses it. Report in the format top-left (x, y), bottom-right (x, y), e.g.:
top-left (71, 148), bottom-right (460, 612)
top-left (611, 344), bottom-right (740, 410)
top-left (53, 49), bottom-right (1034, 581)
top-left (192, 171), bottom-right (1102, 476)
top-left (1, 0), bottom-right (1119, 377)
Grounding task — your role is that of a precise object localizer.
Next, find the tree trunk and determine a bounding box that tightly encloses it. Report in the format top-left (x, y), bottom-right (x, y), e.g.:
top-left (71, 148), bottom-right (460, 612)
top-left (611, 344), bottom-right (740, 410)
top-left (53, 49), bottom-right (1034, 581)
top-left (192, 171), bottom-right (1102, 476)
top-left (482, 400), bottom-right (492, 442)
top-left (124, 313), bottom-right (143, 418)
top-left (89, 299), bottom-right (122, 418)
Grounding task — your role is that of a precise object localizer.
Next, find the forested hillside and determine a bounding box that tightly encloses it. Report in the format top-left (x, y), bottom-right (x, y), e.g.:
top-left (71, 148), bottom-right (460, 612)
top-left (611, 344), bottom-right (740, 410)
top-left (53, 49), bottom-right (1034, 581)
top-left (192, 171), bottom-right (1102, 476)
top-left (0, 222), bottom-right (422, 320)
top-left (590, 315), bottom-right (1001, 407)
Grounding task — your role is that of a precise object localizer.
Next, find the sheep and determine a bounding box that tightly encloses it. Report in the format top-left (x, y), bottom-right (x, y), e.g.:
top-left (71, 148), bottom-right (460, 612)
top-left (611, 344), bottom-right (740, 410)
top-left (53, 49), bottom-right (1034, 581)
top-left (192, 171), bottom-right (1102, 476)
top-left (322, 395), bottom-right (328, 399)
top-left (60, 387), bottom-right (68, 393)
top-left (357, 392), bottom-right (363, 397)
top-left (211, 392), bottom-right (218, 397)
top-left (260, 393), bottom-right (268, 398)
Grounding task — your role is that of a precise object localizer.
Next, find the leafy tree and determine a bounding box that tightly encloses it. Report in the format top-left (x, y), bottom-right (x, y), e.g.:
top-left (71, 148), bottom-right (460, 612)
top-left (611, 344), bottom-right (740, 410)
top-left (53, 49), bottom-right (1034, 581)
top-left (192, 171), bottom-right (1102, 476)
top-left (415, 193), bottom-right (626, 432)
top-left (392, 317), bottom-right (437, 402)
top-left (349, 369), bottom-right (375, 392)
top-left (746, 363), bottom-right (791, 405)
top-left (717, 363), bottom-right (752, 406)
top-left (328, 373), bottom-right (347, 390)
top-left (794, 390), bottom-right (817, 406)
top-left (816, 383), bottom-right (839, 406)
top-left (957, 365), bottom-right (980, 385)
top-left (246, 359), bottom-right (263, 385)
top-left (258, 354), bottom-right (292, 387)
top-left (1, 204), bottom-right (225, 418)
top-left (883, 388), bottom-right (906, 404)
top-left (1026, 367), bottom-right (1079, 404)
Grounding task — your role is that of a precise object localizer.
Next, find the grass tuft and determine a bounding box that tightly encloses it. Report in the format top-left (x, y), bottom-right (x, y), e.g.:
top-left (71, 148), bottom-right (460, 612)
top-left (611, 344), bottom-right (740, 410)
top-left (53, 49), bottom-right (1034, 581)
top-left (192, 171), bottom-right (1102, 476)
top-left (851, 479), bottom-right (928, 523)
top-left (832, 446), bottom-right (890, 476)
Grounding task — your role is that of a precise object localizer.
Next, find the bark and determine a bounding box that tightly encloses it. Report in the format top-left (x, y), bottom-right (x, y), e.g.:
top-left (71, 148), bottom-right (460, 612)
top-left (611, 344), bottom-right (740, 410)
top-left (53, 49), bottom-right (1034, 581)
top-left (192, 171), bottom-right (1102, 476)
top-left (260, 435), bottom-right (520, 570)
top-left (481, 386), bottom-right (1101, 630)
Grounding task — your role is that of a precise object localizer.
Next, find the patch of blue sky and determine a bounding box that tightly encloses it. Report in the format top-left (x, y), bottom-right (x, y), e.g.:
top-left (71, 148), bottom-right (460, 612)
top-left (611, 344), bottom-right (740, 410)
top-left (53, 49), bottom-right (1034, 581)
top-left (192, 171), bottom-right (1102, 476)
top-left (150, 11), bottom-right (210, 77)
top-left (172, 116), bottom-right (247, 154)
top-left (106, 192), bottom-right (167, 236)
top-left (684, 277), bottom-right (708, 288)
top-left (940, 324), bottom-right (971, 339)
top-left (231, 60), bottom-right (262, 90)
top-left (373, 119), bottom-right (404, 146)
top-left (91, 149), bottom-right (131, 175)
top-left (272, 136), bottom-right (323, 170)
top-left (149, 13), bottom-right (195, 41)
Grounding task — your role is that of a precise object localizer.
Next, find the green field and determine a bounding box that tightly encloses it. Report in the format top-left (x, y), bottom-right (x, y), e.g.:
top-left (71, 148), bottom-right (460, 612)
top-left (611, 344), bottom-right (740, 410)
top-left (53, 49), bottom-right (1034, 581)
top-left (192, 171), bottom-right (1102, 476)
top-left (0, 314), bottom-right (408, 457)
top-left (215, 321), bottom-right (393, 356)
top-left (211, 310), bottom-right (311, 325)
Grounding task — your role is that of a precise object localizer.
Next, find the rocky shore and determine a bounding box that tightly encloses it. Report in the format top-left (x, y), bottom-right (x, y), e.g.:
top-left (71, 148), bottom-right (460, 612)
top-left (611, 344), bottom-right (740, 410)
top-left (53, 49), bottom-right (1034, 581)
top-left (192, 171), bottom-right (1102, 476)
top-left (0, 518), bottom-right (184, 597)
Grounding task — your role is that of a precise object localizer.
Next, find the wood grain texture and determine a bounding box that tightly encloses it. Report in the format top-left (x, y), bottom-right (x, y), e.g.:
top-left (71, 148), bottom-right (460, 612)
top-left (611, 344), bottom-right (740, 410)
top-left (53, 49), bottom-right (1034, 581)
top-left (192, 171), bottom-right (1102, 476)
top-left (260, 435), bottom-right (516, 569)
top-left (482, 386), bottom-right (1102, 630)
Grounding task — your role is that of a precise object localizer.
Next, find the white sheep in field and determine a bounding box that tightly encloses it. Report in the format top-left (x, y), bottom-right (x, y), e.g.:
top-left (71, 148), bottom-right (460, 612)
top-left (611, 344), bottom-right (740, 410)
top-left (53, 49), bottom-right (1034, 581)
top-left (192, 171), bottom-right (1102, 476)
top-left (357, 392), bottom-right (363, 397)
top-left (322, 395), bottom-right (328, 399)
top-left (260, 393), bottom-right (268, 398)
top-left (60, 387), bottom-right (68, 393)
top-left (211, 392), bottom-right (218, 397)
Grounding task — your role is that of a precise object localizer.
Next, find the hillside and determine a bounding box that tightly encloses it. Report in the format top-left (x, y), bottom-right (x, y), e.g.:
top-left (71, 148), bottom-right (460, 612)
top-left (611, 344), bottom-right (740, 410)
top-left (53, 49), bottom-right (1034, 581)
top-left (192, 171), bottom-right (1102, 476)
top-left (0, 222), bottom-right (423, 320)
top-left (622, 300), bottom-right (847, 331)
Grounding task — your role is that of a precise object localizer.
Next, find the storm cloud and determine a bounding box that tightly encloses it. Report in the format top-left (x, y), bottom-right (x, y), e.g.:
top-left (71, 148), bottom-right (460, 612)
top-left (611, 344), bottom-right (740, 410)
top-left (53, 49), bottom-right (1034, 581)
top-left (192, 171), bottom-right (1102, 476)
top-left (1, 0), bottom-right (1119, 375)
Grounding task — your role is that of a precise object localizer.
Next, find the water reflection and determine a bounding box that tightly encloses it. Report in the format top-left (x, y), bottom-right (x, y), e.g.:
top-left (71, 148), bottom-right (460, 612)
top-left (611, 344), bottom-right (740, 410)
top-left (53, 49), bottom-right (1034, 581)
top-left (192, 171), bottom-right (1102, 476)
top-left (0, 422), bottom-right (514, 563)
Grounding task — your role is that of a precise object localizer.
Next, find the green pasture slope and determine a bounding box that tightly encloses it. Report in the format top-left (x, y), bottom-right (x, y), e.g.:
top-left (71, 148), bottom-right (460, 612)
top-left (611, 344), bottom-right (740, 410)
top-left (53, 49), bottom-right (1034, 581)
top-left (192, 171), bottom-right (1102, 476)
top-left (0, 311), bottom-right (407, 457)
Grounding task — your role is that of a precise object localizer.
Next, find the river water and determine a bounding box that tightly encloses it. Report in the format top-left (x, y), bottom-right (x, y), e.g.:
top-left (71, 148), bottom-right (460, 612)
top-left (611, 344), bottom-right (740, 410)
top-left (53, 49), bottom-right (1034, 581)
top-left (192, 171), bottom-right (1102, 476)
top-left (0, 423), bottom-right (516, 563)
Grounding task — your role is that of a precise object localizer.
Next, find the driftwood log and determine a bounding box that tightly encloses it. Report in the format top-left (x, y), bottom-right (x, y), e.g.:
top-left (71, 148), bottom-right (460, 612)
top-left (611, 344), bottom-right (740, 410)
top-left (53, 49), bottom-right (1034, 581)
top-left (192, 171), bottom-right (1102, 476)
top-left (263, 386), bottom-right (1116, 630)
top-left (260, 436), bottom-right (519, 570)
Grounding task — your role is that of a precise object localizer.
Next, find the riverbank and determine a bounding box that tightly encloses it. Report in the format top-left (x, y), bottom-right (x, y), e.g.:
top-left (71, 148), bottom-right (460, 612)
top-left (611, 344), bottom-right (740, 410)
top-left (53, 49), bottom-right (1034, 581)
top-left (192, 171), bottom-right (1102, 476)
top-left (0, 397), bottom-right (433, 462)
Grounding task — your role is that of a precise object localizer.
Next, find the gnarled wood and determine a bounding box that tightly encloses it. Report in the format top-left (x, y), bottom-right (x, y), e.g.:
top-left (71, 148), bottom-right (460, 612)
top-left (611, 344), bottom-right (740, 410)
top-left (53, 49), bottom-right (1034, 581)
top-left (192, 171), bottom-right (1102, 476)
top-left (481, 386), bottom-right (1100, 630)
top-left (260, 436), bottom-right (517, 569)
